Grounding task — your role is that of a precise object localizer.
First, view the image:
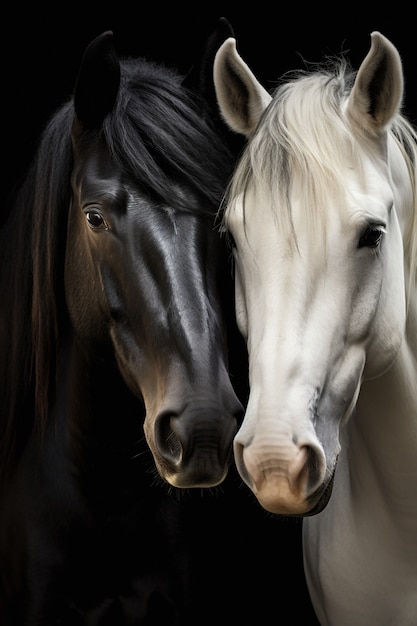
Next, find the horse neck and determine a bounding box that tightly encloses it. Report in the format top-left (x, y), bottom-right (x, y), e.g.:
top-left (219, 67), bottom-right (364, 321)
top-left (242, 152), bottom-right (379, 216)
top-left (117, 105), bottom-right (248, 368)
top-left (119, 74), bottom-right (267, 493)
top-left (347, 289), bottom-right (417, 508)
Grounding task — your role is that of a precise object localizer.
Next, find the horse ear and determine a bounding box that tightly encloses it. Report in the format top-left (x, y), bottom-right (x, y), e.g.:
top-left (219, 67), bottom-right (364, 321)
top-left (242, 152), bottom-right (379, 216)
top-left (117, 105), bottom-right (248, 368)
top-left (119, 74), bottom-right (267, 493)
top-left (213, 37), bottom-right (271, 137)
top-left (181, 16), bottom-right (235, 102)
top-left (346, 31), bottom-right (403, 133)
top-left (73, 31), bottom-right (121, 131)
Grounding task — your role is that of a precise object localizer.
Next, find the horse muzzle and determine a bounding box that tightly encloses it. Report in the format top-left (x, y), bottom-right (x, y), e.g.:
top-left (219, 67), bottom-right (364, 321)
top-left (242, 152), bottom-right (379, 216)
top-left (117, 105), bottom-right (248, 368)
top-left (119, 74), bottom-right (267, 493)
top-left (234, 434), bottom-right (329, 515)
top-left (148, 399), bottom-right (242, 488)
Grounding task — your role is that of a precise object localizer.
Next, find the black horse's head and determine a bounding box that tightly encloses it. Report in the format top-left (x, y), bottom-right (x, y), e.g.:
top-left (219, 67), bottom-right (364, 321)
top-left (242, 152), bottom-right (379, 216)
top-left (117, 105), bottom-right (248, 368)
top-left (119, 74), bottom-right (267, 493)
top-left (64, 23), bottom-right (244, 488)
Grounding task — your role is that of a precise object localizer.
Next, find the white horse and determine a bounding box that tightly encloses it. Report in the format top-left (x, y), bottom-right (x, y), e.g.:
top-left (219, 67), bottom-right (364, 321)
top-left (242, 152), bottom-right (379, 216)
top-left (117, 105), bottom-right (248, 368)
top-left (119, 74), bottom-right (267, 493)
top-left (214, 32), bottom-right (417, 625)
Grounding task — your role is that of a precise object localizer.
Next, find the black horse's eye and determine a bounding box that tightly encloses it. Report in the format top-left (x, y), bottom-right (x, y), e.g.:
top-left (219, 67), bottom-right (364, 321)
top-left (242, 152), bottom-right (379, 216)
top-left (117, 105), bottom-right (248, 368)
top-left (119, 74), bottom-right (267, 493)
top-left (358, 224), bottom-right (386, 249)
top-left (85, 210), bottom-right (108, 230)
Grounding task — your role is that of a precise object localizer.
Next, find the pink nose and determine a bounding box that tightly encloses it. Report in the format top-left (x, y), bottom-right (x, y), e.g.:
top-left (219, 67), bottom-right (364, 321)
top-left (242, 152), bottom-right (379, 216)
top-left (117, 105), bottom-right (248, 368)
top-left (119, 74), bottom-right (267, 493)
top-left (235, 439), bottom-right (326, 515)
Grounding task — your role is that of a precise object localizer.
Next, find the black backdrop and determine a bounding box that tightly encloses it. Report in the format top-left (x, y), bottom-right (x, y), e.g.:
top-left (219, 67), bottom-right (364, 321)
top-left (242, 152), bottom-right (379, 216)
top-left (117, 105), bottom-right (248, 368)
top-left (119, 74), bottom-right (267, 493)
top-left (3, 6), bottom-right (415, 624)
top-left (5, 6), bottom-right (416, 199)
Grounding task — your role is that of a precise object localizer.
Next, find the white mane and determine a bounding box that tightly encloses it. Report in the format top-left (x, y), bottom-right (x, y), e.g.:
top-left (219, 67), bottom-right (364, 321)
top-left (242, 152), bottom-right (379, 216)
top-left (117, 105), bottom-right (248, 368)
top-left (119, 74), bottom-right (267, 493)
top-left (223, 59), bottom-right (417, 303)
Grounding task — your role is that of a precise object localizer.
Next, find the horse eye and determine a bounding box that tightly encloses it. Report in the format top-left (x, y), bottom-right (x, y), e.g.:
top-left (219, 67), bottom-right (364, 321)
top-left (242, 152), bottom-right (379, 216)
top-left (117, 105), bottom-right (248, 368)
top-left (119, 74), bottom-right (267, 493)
top-left (358, 224), bottom-right (385, 249)
top-left (85, 210), bottom-right (108, 230)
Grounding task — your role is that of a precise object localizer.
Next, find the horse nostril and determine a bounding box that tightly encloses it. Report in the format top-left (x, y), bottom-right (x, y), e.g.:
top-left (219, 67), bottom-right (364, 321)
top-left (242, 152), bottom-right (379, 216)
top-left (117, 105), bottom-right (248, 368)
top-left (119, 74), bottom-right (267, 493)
top-left (152, 403), bottom-right (241, 487)
top-left (156, 412), bottom-right (183, 464)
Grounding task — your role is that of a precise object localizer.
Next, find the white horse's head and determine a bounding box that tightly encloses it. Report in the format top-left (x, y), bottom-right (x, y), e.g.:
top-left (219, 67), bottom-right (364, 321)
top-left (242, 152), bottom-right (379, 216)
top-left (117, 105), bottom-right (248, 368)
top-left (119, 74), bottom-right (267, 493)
top-left (214, 33), bottom-right (415, 514)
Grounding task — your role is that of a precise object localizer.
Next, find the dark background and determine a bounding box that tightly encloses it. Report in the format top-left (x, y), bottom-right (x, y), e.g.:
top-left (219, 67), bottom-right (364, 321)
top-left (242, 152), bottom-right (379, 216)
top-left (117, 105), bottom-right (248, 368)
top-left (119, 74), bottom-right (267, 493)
top-left (5, 6), bottom-right (416, 201)
top-left (3, 6), bottom-right (414, 624)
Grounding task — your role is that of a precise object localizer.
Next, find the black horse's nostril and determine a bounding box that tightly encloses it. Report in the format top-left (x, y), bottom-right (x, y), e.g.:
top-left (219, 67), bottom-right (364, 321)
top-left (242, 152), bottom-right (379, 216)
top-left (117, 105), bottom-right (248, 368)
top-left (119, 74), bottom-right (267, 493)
top-left (156, 412), bottom-right (183, 464)
top-left (154, 404), bottom-right (239, 479)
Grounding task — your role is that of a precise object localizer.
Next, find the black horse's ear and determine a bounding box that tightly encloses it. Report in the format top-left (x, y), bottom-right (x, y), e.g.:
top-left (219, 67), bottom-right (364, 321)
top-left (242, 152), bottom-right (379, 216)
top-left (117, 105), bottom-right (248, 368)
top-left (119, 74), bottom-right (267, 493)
top-left (73, 31), bottom-right (121, 130)
top-left (182, 17), bottom-right (244, 153)
top-left (182, 16), bottom-right (235, 103)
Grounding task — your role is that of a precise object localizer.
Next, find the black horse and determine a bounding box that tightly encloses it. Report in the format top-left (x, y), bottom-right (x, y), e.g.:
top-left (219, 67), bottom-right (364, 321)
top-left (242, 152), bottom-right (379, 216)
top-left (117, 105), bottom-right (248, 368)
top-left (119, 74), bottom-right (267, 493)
top-left (0, 19), bottom-right (245, 625)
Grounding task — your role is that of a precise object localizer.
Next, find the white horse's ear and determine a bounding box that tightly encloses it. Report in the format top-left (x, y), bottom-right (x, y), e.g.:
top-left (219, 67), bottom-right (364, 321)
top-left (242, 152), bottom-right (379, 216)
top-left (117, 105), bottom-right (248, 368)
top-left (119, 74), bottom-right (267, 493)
top-left (346, 31), bottom-right (403, 134)
top-left (214, 37), bottom-right (272, 137)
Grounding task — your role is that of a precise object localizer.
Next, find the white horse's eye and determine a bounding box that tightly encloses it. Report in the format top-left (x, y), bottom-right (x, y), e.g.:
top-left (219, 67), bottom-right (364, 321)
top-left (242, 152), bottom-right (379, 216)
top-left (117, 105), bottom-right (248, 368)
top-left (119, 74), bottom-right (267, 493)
top-left (358, 224), bottom-right (386, 249)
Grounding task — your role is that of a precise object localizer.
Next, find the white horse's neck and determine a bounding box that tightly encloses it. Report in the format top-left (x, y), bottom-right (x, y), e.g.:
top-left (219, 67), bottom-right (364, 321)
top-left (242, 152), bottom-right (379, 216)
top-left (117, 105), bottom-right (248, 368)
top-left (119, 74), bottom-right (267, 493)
top-left (304, 289), bottom-right (417, 626)
top-left (303, 131), bottom-right (417, 626)
top-left (351, 312), bottom-right (417, 500)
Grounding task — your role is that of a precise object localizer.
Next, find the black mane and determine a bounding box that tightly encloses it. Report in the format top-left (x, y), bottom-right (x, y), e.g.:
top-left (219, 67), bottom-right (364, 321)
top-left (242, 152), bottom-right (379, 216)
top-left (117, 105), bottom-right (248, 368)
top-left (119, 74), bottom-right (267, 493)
top-left (106, 57), bottom-right (235, 212)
